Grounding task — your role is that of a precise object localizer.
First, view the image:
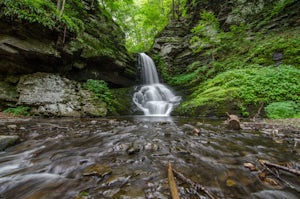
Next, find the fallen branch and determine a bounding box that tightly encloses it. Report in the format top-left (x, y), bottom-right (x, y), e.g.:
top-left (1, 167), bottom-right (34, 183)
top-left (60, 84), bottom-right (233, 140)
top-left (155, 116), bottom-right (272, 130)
top-left (259, 160), bottom-right (300, 176)
top-left (258, 160), bottom-right (299, 192)
top-left (225, 112), bottom-right (240, 130)
top-left (252, 103), bottom-right (264, 121)
top-left (172, 167), bottom-right (218, 199)
top-left (168, 162), bottom-right (180, 199)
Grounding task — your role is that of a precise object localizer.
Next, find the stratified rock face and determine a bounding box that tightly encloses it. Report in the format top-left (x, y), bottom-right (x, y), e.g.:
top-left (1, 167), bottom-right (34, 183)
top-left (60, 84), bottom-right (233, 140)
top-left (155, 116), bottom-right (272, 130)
top-left (0, 1), bottom-right (137, 87)
top-left (17, 73), bottom-right (107, 117)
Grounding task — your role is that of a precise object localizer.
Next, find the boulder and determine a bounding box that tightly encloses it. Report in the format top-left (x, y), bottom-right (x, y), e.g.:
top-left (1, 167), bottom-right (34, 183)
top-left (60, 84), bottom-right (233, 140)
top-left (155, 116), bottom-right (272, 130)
top-left (0, 135), bottom-right (20, 151)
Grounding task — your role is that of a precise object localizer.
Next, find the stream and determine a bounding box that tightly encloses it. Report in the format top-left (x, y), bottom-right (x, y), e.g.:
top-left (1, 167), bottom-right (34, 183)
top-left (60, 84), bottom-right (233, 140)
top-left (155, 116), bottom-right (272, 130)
top-left (0, 116), bottom-right (299, 199)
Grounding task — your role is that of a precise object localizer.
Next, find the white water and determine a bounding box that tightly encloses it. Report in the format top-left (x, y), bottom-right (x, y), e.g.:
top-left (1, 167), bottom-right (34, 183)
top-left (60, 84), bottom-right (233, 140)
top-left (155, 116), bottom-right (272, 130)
top-left (133, 53), bottom-right (181, 116)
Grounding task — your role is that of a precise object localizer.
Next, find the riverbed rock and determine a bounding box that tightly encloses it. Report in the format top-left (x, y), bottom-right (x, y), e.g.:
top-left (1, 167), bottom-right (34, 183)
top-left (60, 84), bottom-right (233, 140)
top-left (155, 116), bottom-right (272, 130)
top-left (83, 164), bottom-right (112, 178)
top-left (0, 135), bottom-right (20, 151)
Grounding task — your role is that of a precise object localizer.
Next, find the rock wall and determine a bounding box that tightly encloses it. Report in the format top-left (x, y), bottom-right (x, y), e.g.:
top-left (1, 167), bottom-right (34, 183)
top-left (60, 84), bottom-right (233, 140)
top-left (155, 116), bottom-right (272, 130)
top-left (0, 1), bottom-right (138, 116)
top-left (0, 0), bottom-right (137, 87)
top-left (16, 73), bottom-right (107, 117)
top-left (151, 0), bottom-right (300, 117)
top-left (152, 0), bottom-right (300, 78)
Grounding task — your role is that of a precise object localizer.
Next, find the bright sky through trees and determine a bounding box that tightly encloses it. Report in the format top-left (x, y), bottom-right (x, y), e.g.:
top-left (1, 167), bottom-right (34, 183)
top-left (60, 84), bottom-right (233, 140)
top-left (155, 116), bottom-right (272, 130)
top-left (100, 0), bottom-right (184, 53)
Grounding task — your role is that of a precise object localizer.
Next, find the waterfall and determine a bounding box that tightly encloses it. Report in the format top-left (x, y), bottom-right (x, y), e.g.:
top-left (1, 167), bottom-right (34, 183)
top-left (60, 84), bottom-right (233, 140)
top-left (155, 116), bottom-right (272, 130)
top-left (133, 53), bottom-right (181, 116)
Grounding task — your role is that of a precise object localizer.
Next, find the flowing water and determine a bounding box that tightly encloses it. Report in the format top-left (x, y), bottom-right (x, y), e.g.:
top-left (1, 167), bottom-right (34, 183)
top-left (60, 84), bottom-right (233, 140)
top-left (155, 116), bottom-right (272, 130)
top-left (0, 117), bottom-right (299, 199)
top-left (133, 53), bottom-right (181, 116)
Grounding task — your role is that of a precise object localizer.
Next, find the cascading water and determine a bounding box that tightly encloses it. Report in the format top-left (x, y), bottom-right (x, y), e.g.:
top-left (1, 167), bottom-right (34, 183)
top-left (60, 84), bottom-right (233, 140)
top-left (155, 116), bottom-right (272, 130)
top-left (133, 53), bottom-right (181, 116)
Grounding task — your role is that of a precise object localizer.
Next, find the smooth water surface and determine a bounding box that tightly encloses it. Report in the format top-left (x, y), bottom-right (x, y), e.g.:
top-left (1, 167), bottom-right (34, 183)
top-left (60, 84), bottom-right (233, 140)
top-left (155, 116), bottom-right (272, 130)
top-left (0, 117), bottom-right (299, 199)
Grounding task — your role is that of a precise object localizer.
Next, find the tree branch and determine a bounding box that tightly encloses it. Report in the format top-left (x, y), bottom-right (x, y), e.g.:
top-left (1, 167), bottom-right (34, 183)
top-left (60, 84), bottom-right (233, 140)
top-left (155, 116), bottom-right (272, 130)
top-left (168, 162), bottom-right (180, 199)
top-left (172, 167), bottom-right (218, 199)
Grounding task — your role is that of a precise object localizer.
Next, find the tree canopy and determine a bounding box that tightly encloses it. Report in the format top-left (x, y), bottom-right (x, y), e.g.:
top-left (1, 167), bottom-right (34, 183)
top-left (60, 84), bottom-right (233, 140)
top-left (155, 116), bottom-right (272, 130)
top-left (101, 0), bottom-right (186, 53)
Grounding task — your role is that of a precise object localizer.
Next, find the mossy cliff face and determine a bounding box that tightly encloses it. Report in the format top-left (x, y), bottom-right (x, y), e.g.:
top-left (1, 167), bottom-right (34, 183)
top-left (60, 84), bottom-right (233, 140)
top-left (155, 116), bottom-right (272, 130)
top-left (0, 0), bottom-right (136, 87)
top-left (152, 0), bottom-right (300, 118)
top-left (0, 0), bottom-right (137, 116)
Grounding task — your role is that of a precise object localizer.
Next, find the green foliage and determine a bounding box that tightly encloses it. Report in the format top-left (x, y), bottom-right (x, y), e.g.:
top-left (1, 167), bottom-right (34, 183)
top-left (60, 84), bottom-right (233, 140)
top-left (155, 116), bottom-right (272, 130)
top-left (265, 101), bottom-right (299, 119)
top-left (238, 66), bottom-right (300, 105)
top-left (3, 106), bottom-right (31, 116)
top-left (247, 32), bottom-right (300, 67)
top-left (1, 0), bottom-right (84, 33)
top-left (256, 0), bottom-right (296, 29)
top-left (83, 79), bottom-right (116, 113)
top-left (170, 62), bottom-right (209, 86)
top-left (101, 0), bottom-right (185, 53)
top-left (190, 10), bottom-right (221, 55)
top-left (180, 65), bottom-right (300, 116)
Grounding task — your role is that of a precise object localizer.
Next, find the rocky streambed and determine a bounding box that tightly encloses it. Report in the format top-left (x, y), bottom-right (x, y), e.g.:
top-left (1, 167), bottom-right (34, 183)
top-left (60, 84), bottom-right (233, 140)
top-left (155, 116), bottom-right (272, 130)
top-left (0, 116), bottom-right (299, 199)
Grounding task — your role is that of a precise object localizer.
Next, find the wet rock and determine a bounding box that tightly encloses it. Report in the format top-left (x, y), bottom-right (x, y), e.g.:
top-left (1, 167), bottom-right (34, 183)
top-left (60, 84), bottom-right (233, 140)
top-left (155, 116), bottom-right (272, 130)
top-left (83, 164), bottom-right (112, 178)
top-left (113, 143), bottom-right (130, 152)
top-left (127, 145), bottom-right (141, 155)
top-left (7, 124), bottom-right (17, 129)
top-left (0, 135), bottom-right (20, 150)
top-left (181, 124), bottom-right (200, 135)
top-left (105, 175), bottom-right (131, 187)
top-left (144, 143), bottom-right (159, 151)
top-left (103, 188), bottom-right (120, 198)
top-left (90, 120), bottom-right (97, 125)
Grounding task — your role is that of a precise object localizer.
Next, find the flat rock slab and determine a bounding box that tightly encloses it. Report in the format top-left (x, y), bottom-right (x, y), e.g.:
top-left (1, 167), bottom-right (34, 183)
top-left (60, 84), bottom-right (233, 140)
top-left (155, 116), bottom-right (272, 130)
top-left (0, 135), bottom-right (20, 151)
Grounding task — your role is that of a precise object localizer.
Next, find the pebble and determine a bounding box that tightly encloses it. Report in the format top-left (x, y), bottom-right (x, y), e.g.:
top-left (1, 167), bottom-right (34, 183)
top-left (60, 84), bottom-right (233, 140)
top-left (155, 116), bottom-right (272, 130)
top-left (90, 120), bottom-right (97, 125)
top-left (7, 124), bottom-right (17, 129)
top-left (83, 164), bottom-right (112, 178)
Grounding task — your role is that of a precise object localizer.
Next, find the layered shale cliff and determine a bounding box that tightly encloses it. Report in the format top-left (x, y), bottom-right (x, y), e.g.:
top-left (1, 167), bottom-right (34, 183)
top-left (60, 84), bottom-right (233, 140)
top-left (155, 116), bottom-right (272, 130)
top-left (0, 0), bottom-right (137, 116)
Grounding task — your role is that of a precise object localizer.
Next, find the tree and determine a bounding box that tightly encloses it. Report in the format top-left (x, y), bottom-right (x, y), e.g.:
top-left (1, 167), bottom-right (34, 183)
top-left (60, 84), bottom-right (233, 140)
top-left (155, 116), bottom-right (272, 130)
top-left (57, 0), bottom-right (66, 18)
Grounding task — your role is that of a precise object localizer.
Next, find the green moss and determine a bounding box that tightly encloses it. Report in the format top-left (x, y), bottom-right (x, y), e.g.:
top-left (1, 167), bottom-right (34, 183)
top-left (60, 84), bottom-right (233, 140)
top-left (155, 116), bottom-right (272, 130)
top-left (3, 106), bottom-right (31, 116)
top-left (256, 0), bottom-right (297, 30)
top-left (78, 33), bottom-right (116, 58)
top-left (111, 87), bottom-right (134, 115)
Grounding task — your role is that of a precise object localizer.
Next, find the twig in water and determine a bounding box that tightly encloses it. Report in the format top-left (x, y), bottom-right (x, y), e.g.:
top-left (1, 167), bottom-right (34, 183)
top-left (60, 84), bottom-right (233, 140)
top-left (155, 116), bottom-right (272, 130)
top-left (259, 160), bottom-right (300, 176)
top-left (258, 160), bottom-right (300, 192)
top-left (171, 167), bottom-right (218, 199)
top-left (168, 161), bottom-right (180, 199)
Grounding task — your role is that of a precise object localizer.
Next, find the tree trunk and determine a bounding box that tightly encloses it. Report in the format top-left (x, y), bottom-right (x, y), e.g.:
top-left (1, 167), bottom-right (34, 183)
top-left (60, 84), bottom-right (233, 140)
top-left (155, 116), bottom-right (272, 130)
top-left (57, 0), bottom-right (62, 10)
top-left (59, 0), bottom-right (66, 18)
top-left (226, 112), bottom-right (241, 130)
top-left (172, 0), bottom-right (175, 19)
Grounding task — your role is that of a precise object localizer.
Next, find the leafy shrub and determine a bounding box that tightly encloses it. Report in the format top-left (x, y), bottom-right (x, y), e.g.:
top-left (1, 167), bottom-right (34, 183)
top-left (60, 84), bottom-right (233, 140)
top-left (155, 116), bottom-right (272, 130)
top-left (181, 65), bottom-right (300, 116)
top-left (83, 79), bottom-right (115, 113)
top-left (265, 101), bottom-right (299, 119)
top-left (4, 106), bottom-right (31, 116)
top-left (1, 0), bottom-right (84, 33)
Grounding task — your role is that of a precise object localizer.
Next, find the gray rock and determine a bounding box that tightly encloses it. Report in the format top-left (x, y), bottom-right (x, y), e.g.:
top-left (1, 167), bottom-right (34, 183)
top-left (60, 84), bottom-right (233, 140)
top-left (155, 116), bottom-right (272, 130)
top-left (17, 73), bottom-right (107, 117)
top-left (0, 135), bottom-right (20, 151)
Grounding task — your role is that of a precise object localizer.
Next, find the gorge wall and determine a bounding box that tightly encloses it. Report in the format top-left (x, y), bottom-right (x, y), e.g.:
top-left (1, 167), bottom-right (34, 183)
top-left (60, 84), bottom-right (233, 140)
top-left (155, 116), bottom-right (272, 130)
top-left (0, 0), bottom-right (137, 116)
top-left (151, 0), bottom-right (300, 117)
